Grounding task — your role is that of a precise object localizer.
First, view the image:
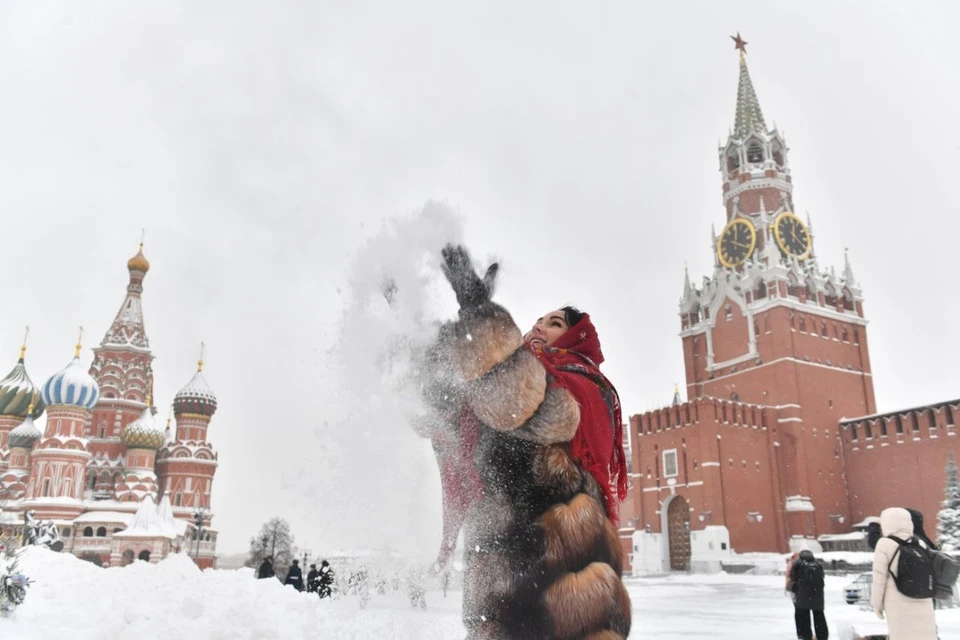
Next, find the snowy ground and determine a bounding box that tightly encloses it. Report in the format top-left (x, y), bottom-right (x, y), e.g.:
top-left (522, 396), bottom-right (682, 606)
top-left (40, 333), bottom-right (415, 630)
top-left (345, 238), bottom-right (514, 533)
top-left (3, 548), bottom-right (960, 639)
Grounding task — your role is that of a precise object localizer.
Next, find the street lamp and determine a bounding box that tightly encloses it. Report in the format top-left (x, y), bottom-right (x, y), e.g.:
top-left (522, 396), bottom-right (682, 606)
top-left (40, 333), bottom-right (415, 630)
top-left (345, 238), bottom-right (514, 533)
top-left (192, 508), bottom-right (207, 563)
top-left (747, 511), bottom-right (763, 523)
top-left (302, 548), bottom-right (311, 567)
top-left (698, 510), bottom-right (713, 523)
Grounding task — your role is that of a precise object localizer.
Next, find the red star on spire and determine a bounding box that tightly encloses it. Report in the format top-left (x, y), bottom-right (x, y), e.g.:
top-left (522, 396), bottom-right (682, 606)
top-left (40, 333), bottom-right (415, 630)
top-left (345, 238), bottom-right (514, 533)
top-left (731, 32), bottom-right (748, 56)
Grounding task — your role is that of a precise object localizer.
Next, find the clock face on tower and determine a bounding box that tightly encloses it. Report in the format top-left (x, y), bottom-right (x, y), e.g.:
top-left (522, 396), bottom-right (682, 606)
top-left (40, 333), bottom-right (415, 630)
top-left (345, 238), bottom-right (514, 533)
top-left (717, 218), bottom-right (757, 268)
top-left (773, 212), bottom-right (812, 260)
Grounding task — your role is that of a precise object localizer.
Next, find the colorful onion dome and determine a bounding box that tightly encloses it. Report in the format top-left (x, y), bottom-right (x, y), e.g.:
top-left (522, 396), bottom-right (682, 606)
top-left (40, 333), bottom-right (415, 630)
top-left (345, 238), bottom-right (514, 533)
top-left (173, 356), bottom-right (217, 417)
top-left (127, 243), bottom-right (150, 273)
top-left (122, 403), bottom-right (165, 450)
top-left (41, 336), bottom-right (100, 411)
top-left (0, 346), bottom-right (45, 418)
top-left (7, 406), bottom-right (41, 449)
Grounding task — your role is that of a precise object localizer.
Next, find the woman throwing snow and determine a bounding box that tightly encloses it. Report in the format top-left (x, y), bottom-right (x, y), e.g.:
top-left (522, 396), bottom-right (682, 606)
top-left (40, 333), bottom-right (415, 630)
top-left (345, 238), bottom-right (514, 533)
top-left (421, 245), bottom-right (631, 640)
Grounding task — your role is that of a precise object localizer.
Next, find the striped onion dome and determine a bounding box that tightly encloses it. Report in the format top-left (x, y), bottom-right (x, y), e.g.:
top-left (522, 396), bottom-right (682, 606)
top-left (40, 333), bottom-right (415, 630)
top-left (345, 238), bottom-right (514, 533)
top-left (42, 356), bottom-right (100, 411)
top-left (173, 369), bottom-right (217, 417)
top-left (7, 413), bottom-right (41, 449)
top-left (0, 353), bottom-right (45, 418)
top-left (122, 405), bottom-right (165, 450)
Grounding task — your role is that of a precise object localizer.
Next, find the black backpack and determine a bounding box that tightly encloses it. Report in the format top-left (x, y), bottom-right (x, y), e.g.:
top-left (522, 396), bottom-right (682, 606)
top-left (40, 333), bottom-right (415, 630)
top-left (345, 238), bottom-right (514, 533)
top-left (799, 559), bottom-right (824, 591)
top-left (887, 535), bottom-right (960, 599)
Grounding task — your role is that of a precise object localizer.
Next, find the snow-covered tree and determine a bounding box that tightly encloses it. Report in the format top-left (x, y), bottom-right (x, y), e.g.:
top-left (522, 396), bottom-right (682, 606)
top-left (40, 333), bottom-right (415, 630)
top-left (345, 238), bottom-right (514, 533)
top-left (245, 517), bottom-right (297, 570)
top-left (937, 454), bottom-right (960, 552)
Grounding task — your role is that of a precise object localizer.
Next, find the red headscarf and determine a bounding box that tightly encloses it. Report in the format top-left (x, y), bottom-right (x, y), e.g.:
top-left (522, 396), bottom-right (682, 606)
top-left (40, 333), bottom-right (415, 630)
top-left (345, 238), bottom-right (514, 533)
top-left (533, 314), bottom-right (628, 518)
top-left (431, 314), bottom-right (627, 569)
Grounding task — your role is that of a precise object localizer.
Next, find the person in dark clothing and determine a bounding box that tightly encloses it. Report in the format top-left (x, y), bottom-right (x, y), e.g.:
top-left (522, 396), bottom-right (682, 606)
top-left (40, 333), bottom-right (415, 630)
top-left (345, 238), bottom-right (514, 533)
top-left (317, 560), bottom-right (334, 599)
top-left (256, 557), bottom-right (275, 580)
top-left (866, 518), bottom-right (882, 551)
top-left (285, 559), bottom-right (304, 591)
top-left (306, 564), bottom-right (319, 593)
top-left (906, 507), bottom-right (938, 549)
top-left (789, 550), bottom-right (828, 640)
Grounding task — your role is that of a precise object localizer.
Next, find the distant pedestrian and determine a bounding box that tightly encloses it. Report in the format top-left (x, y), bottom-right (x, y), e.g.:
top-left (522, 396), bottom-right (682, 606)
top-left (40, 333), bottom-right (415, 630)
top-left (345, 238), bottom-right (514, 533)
top-left (285, 559), bottom-right (304, 591)
top-left (306, 563), bottom-right (319, 593)
top-left (789, 550), bottom-right (828, 640)
top-left (784, 552), bottom-right (801, 637)
top-left (256, 556), bottom-right (275, 580)
top-left (317, 560), bottom-right (334, 599)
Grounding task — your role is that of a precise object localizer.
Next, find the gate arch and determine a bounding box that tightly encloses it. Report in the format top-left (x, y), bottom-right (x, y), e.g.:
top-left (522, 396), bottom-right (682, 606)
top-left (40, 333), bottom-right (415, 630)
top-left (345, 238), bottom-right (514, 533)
top-left (661, 494), bottom-right (692, 571)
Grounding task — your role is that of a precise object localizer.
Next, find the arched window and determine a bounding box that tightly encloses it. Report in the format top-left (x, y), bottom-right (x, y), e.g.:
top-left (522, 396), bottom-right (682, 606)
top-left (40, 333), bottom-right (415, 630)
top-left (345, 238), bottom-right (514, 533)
top-left (864, 423), bottom-right (872, 439)
top-left (138, 550), bottom-right (151, 562)
top-left (798, 316), bottom-right (806, 333)
top-left (62, 528), bottom-right (72, 538)
top-left (174, 492), bottom-right (182, 507)
top-left (841, 326), bottom-right (849, 342)
top-left (96, 526), bottom-right (107, 537)
top-left (747, 142), bottom-right (764, 163)
top-left (820, 323), bottom-right (827, 337)
top-left (727, 149), bottom-right (740, 172)
top-left (62, 479), bottom-right (73, 498)
top-left (41, 479), bottom-right (51, 497)
top-left (83, 527), bottom-right (93, 537)
top-left (850, 425), bottom-right (858, 440)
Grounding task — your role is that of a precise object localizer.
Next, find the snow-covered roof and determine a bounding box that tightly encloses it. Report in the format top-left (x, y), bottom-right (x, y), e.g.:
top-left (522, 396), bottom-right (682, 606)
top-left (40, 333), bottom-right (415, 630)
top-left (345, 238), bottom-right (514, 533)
top-left (112, 495), bottom-right (181, 539)
top-left (818, 532), bottom-right (865, 542)
top-left (73, 511), bottom-right (134, 525)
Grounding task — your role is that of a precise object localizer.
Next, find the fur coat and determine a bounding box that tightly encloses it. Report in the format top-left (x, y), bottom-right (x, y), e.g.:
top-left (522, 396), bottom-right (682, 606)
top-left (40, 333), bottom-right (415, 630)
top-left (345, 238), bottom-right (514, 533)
top-left (421, 247), bottom-right (631, 640)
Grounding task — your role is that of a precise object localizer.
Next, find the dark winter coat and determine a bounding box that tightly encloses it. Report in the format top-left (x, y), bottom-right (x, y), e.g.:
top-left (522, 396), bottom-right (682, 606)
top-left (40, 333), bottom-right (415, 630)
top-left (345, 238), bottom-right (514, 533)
top-left (789, 550), bottom-right (825, 610)
top-left (285, 564), bottom-right (304, 591)
top-left (256, 560), bottom-right (274, 580)
top-left (423, 302), bottom-right (630, 639)
top-left (317, 564), bottom-right (334, 598)
top-left (867, 521), bottom-right (882, 550)
top-left (306, 569), bottom-right (319, 593)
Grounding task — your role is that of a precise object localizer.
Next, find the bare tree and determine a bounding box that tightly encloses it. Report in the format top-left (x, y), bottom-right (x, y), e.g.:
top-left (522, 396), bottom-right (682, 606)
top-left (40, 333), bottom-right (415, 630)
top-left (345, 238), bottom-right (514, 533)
top-left (246, 517), bottom-right (297, 571)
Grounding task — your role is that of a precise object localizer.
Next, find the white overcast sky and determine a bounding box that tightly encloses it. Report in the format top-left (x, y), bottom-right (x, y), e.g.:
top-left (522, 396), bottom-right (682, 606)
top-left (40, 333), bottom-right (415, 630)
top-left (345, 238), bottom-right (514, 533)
top-left (0, 2), bottom-right (957, 554)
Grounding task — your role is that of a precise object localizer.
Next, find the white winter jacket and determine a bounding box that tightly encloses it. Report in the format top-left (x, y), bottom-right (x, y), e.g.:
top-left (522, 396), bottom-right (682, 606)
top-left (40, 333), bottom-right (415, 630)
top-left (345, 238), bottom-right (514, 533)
top-left (870, 507), bottom-right (937, 640)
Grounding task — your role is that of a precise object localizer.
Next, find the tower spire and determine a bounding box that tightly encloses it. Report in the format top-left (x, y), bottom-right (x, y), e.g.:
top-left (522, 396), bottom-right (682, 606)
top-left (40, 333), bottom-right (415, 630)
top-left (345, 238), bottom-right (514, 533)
top-left (731, 33), bottom-right (767, 139)
top-left (102, 246), bottom-right (151, 350)
top-left (74, 326), bottom-right (84, 358)
top-left (198, 342), bottom-right (205, 372)
top-left (19, 326), bottom-right (29, 362)
top-left (682, 262), bottom-right (692, 298)
top-left (843, 247), bottom-right (856, 285)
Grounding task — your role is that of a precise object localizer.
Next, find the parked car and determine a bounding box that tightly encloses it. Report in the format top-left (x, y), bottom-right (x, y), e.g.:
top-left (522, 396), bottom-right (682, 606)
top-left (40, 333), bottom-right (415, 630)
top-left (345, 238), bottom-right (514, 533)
top-left (844, 572), bottom-right (872, 605)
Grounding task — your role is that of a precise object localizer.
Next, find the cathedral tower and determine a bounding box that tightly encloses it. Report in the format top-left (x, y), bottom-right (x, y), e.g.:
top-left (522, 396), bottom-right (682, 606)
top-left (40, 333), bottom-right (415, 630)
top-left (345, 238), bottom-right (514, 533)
top-left (86, 243), bottom-right (155, 498)
top-left (156, 349), bottom-right (218, 515)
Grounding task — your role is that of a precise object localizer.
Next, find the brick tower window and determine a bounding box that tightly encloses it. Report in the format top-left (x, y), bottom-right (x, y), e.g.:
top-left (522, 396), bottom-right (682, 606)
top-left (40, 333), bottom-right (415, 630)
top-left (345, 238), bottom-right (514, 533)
top-left (747, 142), bottom-right (764, 163)
top-left (662, 450), bottom-right (679, 478)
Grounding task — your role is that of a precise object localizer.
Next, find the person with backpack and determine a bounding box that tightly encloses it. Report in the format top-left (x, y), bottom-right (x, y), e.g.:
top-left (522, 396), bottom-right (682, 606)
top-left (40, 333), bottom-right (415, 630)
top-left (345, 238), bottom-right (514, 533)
top-left (788, 549), bottom-right (828, 640)
top-left (871, 507), bottom-right (938, 639)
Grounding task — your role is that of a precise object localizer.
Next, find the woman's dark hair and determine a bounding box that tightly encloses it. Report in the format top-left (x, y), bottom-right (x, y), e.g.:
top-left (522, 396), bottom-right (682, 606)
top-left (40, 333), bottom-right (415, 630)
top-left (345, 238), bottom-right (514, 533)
top-left (906, 507), bottom-right (937, 549)
top-left (560, 306), bottom-right (584, 328)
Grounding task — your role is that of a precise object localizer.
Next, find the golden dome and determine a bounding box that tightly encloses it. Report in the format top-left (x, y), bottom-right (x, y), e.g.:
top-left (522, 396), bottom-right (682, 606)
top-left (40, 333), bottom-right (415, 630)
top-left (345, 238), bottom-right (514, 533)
top-left (127, 243), bottom-right (150, 273)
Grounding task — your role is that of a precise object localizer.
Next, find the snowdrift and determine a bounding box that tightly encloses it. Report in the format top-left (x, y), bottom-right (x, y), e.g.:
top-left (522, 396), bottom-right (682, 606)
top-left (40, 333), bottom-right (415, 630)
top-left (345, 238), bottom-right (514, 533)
top-left (0, 548), bottom-right (464, 640)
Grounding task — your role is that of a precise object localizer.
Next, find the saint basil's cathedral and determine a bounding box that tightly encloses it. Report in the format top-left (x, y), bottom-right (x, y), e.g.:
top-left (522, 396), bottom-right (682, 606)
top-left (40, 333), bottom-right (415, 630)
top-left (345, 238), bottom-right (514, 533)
top-left (619, 36), bottom-right (960, 572)
top-left (0, 245), bottom-right (221, 568)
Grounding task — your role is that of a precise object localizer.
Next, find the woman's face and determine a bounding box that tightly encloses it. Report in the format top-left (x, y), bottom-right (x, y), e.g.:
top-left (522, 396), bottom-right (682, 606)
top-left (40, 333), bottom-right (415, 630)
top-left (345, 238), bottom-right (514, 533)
top-left (525, 310), bottom-right (570, 349)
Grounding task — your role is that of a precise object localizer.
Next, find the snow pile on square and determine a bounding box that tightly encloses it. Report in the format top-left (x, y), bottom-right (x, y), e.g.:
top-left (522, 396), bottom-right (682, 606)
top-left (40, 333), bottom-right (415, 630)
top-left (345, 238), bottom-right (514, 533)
top-left (0, 547), bottom-right (463, 640)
